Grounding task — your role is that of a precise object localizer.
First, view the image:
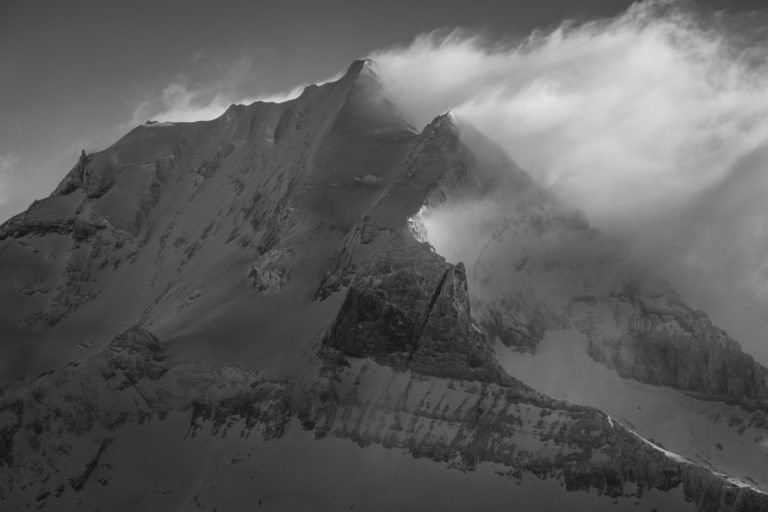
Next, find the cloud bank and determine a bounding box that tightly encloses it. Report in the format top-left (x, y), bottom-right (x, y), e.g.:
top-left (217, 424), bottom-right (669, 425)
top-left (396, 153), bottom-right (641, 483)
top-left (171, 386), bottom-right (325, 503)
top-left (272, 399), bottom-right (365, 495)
top-left (370, 0), bottom-right (768, 228)
top-left (369, 0), bottom-right (768, 362)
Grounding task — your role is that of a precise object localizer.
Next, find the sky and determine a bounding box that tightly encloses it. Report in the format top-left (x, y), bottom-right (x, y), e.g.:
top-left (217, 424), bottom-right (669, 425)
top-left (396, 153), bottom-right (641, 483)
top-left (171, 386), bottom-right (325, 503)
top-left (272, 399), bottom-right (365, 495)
top-left (1, 0), bottom-right (762, 223)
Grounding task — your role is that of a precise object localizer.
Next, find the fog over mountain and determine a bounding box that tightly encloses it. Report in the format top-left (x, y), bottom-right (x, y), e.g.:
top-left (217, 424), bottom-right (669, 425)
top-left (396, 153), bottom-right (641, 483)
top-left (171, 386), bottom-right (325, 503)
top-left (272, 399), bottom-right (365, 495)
top-left (3, 1), bottom-right (768, 511)
top-left (369, 1), bottom-right (768, 365)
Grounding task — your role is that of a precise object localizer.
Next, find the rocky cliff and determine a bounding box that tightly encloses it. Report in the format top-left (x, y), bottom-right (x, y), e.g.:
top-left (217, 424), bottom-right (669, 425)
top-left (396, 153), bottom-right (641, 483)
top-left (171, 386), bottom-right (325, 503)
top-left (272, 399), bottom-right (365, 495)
top-left (2, 311), bottom-right (765, 510)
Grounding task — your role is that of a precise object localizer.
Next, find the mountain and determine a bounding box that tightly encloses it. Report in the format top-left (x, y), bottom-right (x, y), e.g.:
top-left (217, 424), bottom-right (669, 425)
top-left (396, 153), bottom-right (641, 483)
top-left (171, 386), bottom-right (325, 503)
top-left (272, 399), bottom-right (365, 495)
top-left (0, 60), bottom-right (767, 511)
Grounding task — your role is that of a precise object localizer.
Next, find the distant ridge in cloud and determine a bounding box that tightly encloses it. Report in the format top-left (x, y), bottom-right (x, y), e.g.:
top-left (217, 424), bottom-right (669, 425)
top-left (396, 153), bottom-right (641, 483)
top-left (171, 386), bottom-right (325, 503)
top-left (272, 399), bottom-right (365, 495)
top-left (370, 0), bottom-right (768, 228)
top-left (367, 0), bottom-right (768, 363)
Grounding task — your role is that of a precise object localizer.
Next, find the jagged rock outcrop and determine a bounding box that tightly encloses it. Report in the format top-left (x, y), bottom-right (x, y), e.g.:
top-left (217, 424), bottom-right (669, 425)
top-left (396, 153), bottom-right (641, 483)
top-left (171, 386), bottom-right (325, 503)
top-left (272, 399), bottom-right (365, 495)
top-left (247, 248), bottom-right (292, 293)
top-left (53, 150), bottom-right (90, 196)
top-left (323, 233), bottom-right (502, 382)
top-left (409, 261), bottom-right (498, 380)
top-left (101, 327), bottom-right (168, 380)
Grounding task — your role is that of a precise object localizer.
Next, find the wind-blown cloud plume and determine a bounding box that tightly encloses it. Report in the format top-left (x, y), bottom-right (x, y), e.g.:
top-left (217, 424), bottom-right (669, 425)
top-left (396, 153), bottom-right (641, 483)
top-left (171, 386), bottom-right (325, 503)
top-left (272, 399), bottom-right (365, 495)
top-left (126, 82), bottom-right (316, 126)
top-left (369, 0), bottom-right (768, 361)
top-left (126, 61), bottom-right (342, 127)
top-left (370, 0), bottom-right (768, 228)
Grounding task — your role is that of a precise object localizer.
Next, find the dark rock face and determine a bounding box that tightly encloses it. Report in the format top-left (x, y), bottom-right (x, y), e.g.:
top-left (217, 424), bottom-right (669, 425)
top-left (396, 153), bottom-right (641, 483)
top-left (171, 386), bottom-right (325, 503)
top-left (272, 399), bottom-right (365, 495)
top-left (324, 235), bottom-right (451, 359)
top-left (410, 261), bottom-right (499, 381)
top-left (0, 216), bottom-right (77, 241)
top-left (324, 233), bottom-right (502, 382)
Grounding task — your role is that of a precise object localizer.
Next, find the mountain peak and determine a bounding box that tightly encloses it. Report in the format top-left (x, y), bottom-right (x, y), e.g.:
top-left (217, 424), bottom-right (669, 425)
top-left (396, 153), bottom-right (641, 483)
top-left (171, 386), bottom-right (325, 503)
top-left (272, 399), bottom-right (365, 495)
top-left (333, 58), bottom-right (376, 89)
top-left (346, 58), bottom-right (372, 74)
top-left (3, 52), bottom-right (768, 512)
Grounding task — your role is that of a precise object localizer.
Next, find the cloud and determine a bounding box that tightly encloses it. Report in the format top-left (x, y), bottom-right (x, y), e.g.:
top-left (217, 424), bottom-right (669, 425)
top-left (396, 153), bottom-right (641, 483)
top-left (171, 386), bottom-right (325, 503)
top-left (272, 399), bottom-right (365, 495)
top-left (370, 0), bottom-right (768, 228)
top-left (124, 57), bottom-right (342, 128)
top-left (370, 0), bottom-right (768, 362)
top-left (127, 83), bottom-right (235, 125)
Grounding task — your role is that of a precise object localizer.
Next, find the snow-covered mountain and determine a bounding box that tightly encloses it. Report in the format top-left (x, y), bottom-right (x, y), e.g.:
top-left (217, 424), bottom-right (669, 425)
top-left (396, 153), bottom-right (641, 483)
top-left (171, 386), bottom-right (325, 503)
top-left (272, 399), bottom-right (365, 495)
top-left (1, 60), bottom-right (767, 511)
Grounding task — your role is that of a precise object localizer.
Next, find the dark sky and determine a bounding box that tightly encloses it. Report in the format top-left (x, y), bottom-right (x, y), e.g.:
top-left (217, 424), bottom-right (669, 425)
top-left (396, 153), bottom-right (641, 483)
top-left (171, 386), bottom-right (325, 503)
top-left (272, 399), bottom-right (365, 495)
top-left (0, 0), bottom-right (764, 221)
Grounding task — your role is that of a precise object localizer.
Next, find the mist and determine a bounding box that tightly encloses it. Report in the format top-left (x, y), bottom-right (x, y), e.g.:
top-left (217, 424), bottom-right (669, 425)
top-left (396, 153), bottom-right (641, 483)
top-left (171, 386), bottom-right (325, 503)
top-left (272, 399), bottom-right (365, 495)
top-left (126, 71), bottom-right (343, 126)
top-left (371, 0), bottom-right (768, 363)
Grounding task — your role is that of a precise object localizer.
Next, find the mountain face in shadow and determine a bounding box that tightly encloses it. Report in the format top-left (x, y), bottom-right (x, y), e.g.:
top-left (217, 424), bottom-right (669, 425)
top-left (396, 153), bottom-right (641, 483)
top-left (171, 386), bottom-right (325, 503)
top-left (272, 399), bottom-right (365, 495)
top-left (1, 60), bottom-right (767, 511)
